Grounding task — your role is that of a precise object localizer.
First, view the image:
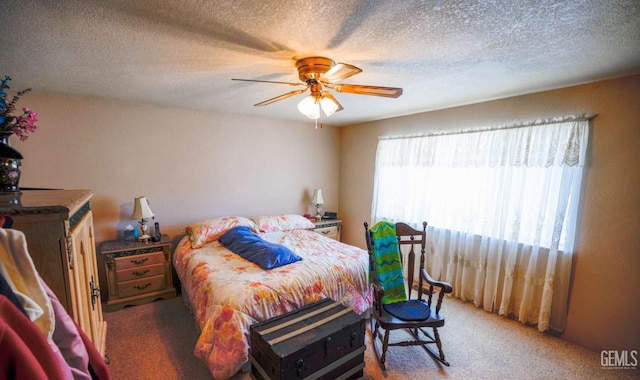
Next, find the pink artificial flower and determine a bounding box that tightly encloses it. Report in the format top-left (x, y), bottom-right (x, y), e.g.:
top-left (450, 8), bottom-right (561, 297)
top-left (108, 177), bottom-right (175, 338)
top-left (0, 76), bottom-right (39, 141)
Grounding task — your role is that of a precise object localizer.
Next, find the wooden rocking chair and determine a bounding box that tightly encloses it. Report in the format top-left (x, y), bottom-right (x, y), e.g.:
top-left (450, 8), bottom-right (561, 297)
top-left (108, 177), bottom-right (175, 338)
top-left (364, 221), bottom-right (453, 370)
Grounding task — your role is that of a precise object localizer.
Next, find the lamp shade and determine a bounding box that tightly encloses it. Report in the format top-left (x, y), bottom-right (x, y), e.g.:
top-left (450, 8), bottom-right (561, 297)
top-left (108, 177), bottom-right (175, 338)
top-left (298, 95), bottom-right (320, 119)
top-left (298, 93), bottom-right (341, 120)
top-left (131, 196), bottom-right (155, 220)
top-left (320, 96), bottom-right (339, 117)
top-left (310, 188), bottom-right (324, 205)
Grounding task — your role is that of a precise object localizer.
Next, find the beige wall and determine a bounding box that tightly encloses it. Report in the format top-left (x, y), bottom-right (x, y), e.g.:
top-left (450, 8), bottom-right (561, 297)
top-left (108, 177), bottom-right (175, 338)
top-left (339, 75), bottom-right (640, 352)
top-left (13, 94), bottom-right (341, 242)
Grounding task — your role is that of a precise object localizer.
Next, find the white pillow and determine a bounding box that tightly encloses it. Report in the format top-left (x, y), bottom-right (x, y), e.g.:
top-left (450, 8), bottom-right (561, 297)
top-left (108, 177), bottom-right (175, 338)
top-left (250, 214), bottom-right (315, 232)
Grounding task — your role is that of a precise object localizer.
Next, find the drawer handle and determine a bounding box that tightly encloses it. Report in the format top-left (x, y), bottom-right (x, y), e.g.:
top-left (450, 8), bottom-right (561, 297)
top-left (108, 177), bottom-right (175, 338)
top-left (90, 275), bottom-right (100, 311)
top-left (324, 337), bottom-right (332, 358)
top-left (296, 359), bottom-right (307, 377)
top-left (320, 230), bottom-right (330, 235)
top-left (350, 332), bottom-right (358, 347)
top-left (132, 269), bottom-right (150, 277)
top-left (134, 283), bottom-right (151, 290)
top-left (131, 258), bottom-right (149, 265)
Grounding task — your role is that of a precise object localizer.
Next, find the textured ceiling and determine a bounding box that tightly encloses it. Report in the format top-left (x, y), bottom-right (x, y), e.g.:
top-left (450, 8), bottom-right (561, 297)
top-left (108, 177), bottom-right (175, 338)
top-left (1, 0), bottom-right (639, 126)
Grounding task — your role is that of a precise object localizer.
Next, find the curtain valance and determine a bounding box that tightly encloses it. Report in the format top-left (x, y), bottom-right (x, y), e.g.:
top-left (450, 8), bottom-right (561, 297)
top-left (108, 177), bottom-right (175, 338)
top-left (377, 114), bottom-right (594, 168)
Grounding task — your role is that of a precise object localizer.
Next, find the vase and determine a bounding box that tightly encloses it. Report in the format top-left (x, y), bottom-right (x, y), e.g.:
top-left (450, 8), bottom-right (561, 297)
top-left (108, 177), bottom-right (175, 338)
top-left (0, 131), bottom-right (23, 193)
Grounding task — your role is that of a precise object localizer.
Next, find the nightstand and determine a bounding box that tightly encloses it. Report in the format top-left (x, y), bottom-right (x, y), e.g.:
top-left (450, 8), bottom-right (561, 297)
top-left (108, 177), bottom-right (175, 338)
top-left (312, 219), bottom-right (342, 241)
top-left (100, 234), bottom-right (176, 311)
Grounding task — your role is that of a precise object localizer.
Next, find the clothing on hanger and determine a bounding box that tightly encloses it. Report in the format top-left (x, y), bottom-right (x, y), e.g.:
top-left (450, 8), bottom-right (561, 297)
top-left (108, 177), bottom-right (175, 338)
top-left (0, 228), bottom-right (55, 339)
top-left (0, 228), bottom-right (112, 379)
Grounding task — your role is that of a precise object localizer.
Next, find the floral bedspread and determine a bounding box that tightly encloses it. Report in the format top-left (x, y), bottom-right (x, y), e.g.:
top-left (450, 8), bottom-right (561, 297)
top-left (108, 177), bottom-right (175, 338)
top-left (173, 229), bottom-right (372, 380)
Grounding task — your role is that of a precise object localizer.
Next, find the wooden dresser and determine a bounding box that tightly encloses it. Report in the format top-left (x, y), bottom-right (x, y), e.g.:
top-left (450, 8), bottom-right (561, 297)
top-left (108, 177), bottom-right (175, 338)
top-left (0, 189), bottom-right (107, 357)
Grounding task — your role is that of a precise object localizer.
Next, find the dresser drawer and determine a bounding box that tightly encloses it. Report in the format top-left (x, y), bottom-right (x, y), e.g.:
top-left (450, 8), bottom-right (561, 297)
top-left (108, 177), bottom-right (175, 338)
top-left (116, 263), bottom-right (165, 282)
top-left (116, 275), bottom-right (166, 298)
top-left (114, 251), bottom-right (164, 270)
top-left (315, 226), bottom-right (339, 240)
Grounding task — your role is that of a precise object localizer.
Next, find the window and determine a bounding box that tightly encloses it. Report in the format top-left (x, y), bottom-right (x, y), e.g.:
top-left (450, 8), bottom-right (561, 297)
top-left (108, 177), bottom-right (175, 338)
top-left (371, 115), bottom-right (592, 332)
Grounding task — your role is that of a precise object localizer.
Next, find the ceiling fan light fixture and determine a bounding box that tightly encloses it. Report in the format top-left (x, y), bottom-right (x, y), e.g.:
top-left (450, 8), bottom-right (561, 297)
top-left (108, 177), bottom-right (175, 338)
top-left (298, 95), bottom-right (320, 119)
top-left (298, 93), bottom-right (340, 120)
top-left (320, 96), bottom-right (339, 117)
top-left (234, 56), bottom-right (402, 122)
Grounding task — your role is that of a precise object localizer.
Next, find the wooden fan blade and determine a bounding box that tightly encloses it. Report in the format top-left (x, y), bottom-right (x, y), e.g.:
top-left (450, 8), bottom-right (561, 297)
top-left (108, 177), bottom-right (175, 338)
top-left (318, 63), bottom-right (362, 84)
top-left (322, 92), bottom-right (344, 112)
top-left (232, 78), bottom-right (304, 86)
top-left (254, 88), bottom-right (308, 106)
top-left (332, 84), bottom-right (403, 98)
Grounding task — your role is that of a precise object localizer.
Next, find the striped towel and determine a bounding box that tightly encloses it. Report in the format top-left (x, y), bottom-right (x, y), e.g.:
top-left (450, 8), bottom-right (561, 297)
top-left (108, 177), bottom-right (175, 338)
top-left (369, 221), bottom-right (407, 304)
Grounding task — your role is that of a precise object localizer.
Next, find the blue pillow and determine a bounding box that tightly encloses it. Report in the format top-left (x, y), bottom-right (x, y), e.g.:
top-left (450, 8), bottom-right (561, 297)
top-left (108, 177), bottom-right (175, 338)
top-left (219, 226), bottom-right (302, 269)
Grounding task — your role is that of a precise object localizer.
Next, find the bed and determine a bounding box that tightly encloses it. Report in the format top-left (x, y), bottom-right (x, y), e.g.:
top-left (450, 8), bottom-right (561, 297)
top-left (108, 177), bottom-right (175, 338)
top-left (172, 215), bottom-right (372, 380)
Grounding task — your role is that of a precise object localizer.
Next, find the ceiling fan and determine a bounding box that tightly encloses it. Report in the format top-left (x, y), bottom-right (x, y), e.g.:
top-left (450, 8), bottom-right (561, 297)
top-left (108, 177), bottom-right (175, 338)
top-left (232, 57), bottom-right (402, 122)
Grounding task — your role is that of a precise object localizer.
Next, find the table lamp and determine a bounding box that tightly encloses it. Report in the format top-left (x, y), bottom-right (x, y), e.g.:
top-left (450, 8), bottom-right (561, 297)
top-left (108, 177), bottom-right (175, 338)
top-left (310, 188), bottom-right (324, 221)
top-left (131, 196), bottom-right (154, 242)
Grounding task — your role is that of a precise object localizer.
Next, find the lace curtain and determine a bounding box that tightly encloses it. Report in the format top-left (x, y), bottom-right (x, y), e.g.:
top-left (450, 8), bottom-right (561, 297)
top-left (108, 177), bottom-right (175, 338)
top-left (371, 115), bottom-right (593, 332)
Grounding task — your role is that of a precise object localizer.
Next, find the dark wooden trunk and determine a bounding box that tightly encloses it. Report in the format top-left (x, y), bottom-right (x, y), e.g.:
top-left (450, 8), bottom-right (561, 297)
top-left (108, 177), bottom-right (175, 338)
top-left (250, 298), bottom-right (366, 380)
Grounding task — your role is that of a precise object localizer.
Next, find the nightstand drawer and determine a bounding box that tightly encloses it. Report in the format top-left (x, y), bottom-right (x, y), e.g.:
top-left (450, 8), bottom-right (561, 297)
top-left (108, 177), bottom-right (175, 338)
top-left (117, 275), bottom-right (166, 298)
top-left (116, 263), bottom-right (165, 282)
top-left (315, 226), bottom-right (339, 240)
top-left (114, 251), bottom-right (164, 270)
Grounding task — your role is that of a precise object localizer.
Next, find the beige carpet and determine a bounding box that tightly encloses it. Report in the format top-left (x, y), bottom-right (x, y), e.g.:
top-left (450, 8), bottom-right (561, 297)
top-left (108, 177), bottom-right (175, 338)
top-left (103, 296), bottom-right (636, 379)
